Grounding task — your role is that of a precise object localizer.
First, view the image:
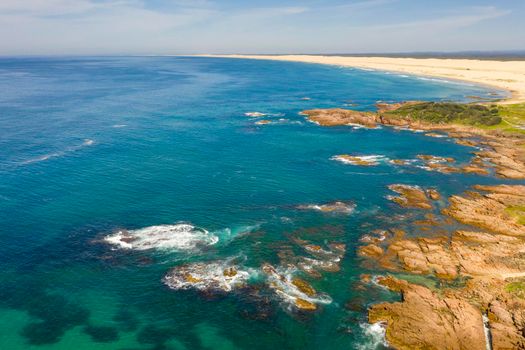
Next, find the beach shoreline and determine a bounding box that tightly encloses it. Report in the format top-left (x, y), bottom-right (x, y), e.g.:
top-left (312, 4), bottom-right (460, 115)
top-left (201, 54), bottom-right (525, 104)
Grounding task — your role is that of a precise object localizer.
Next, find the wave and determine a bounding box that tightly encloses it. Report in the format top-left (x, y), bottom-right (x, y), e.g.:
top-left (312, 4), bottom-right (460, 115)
top-left (104, 223), bottom-right (219, 251)
top-left (331, 155), bottom-right (388, 166)
top-left (21, 139), bottom-right (95, 165)
top-left (355, 322), bottom-right (389, 350)
top-left (262, 264), bottom-right (332, 311)
top-left (163, 259), bottom-right (256, 292)
top-left (213, 224), bottom-right (260, 241)
top-left (415, 76), bottom-right (475, 87)
top-left (104, 222), bottom-right (260, 252)
top-left (244, 112), bottom-right (267, 117)
top-left (297, 201), bottom-right (355, 214)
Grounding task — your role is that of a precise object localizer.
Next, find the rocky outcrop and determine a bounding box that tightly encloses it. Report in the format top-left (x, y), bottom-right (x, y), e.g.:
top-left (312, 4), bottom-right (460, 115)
top-left (358, 185), bottom-right (525, 349)
top-left (302, 105), bottom-right (525, 180)
top-left (443, 185), bottom-right (525, 236)
top-left (369, 277), bottom-right (487, 350)
top-left (387, 184), bottom-right (434, 210)
top-left (302, 108), bottom-right (378, 127)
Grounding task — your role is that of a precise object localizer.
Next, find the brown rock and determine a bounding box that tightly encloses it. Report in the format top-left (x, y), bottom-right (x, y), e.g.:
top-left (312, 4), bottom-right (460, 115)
top-left (302, 109), bottom-right (378, 127)
top-left (295, 298), bottom-right (317, 311)
top-left (387, 184), bottom-right (432, 210)
top-left (443, 185), bottom-right (525, 236)
top-left (358, 244), bottom-right (384, 258)
top-left (426, 188), bottom-right (441, 200)
top-left (369, 278), bottom-right (487, 350)
top-left (292, 278), bottom-right (316, 297)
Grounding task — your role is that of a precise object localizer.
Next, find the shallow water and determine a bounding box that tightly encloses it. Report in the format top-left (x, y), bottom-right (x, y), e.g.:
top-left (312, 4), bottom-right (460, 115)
top-left (0, 56), bottom-right (508, 349)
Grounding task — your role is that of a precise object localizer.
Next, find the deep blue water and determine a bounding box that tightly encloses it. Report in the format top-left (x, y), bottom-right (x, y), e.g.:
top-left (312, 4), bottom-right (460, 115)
top-left (0, 56), bottom-right (507, 349)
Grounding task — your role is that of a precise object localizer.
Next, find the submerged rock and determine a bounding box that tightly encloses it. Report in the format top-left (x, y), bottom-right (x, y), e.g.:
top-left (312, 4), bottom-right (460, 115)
top-left (262, 264), bottom-right (331, 311)
top-left (297, 201), bottom-right (355, 214)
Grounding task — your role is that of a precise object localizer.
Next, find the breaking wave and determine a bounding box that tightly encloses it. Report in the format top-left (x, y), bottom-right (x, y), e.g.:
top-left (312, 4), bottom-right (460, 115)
top-left (355, 322), bottom-right (389, 350)
top-left (104, 223), bottom-right (219, 251)
top-left (331, 155), bottom-right (388, 166)
top-left (163, 259), bottom-right (256, 292)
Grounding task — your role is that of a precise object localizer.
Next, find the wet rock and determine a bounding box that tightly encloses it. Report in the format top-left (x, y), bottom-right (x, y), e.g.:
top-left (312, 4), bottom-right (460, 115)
top-left (291, 278), bottom-right (316, 297)
top-left (331, 154), bottom-right (384, 166)
top-left (163, 261), bottom-right (253, 292)
top-left (297, 201), bottom-right (355, 214)
top-left (426, 188), bottom-right (441, 200)
top-left (295, 298), bottom-right (317, 311)
top-left (387, 184), bottom-right (432, 210)
top-left (358, 244), bottom-right (384, 258)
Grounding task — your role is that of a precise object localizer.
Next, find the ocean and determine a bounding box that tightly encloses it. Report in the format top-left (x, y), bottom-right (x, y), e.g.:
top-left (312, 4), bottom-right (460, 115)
top-left (0, 56), bottom-right (507, 349)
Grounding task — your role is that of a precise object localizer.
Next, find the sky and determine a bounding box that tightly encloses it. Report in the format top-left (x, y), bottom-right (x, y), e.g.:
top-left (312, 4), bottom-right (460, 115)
top-left (0, 0), bottom-right (524, 55)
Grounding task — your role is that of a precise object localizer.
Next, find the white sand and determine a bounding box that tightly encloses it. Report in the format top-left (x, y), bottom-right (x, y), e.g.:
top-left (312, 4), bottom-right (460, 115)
top-left (203, 55), bottom-right (525, 104)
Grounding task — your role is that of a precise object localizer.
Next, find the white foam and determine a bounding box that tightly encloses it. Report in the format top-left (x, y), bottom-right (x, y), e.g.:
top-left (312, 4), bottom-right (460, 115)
top-left (331, 155), bottom-right (388, 166)
top-left (164, 260), bottom-right (256, 292)
top-left (483, 314), bottom-right (493, 350)
top-left (104, 223), bottom-right (218, 251)
top-left (356, 322), bottom-right (389, 350)
top-left (298, 201), bottom-right (355, 214)
top-left (244, 112), bottom-right (266, 117)
top-left (263, 264), bottom-right (332, 310)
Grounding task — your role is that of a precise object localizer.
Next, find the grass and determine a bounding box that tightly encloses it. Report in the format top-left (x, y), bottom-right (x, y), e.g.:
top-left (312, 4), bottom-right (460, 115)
top-left (505, 205), bottom-right (525, 225)
top-left (505, 281), bottom-right (525, 299)
top-left (385, 101), bottom-right (525, 134)
top-left (494, 103), bottom-right (525, 134)
top-left (386, 102), bottom-right (502, 126)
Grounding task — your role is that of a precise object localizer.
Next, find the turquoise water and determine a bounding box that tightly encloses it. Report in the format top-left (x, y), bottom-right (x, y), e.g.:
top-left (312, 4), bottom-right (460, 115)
top-left (0, 57), bottom-right (507, 349)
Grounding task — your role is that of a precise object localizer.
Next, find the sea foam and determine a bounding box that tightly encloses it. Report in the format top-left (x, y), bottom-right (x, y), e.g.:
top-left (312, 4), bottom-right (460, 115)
top-left (164, 260), bottom-right (255, 292)
top-left (356, 322), bottom-right (389, 350)
top-left (104, 223), bottom-right (219, 251)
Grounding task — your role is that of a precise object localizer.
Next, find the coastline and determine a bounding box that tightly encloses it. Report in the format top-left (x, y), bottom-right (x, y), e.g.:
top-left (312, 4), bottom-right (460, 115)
top-left (198, 55), bottom-right (525, 347)
top-left (201, 54), bottom-right (525, 104)
top-left (299, 104), bottom-right (525, 348)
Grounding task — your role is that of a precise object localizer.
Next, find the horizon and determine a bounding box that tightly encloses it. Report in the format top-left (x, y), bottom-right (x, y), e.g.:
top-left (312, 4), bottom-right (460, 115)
top-left (1, 0), bottom-right (524, 55)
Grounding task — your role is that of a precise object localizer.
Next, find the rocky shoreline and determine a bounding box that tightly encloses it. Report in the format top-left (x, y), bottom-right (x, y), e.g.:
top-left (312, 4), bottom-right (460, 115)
top-left (304, 102), bottom-right (525, 349)
top-left (302, 103), bottom-right (525, 180)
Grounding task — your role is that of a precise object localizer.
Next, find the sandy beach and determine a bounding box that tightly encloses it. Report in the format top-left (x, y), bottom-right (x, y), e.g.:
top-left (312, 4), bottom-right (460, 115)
top-left (204, 55), bottom-right (525, 104)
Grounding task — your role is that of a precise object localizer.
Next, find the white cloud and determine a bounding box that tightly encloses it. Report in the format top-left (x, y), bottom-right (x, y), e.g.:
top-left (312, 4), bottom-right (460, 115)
top-left (0, 1), bottom-right (518, 54)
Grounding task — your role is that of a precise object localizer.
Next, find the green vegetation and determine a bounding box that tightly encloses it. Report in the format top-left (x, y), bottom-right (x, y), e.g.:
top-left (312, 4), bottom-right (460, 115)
top-left (505, 281), bottom-right (525, 299)
top-left (388, 102), bottom-right (502, 126)
top-left (505, 205), bottom-right (525, 225)
top-left (496, 103), bottom-right (525, 134)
